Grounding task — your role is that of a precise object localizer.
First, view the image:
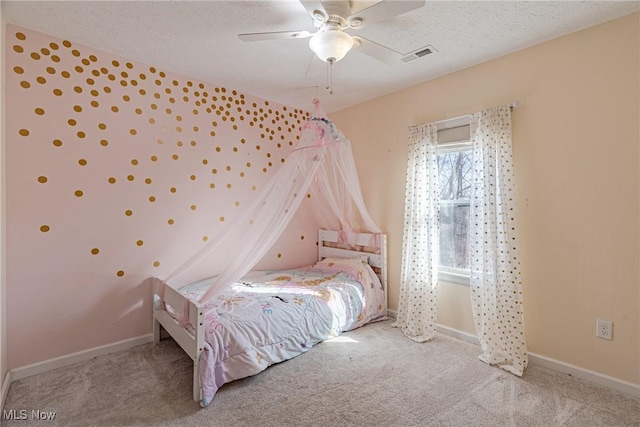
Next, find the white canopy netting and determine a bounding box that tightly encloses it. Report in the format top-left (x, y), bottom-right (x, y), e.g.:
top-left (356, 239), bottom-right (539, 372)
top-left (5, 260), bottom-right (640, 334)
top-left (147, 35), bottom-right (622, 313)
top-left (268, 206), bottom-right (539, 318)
top-left (158, 99), bottom-right (381, 303)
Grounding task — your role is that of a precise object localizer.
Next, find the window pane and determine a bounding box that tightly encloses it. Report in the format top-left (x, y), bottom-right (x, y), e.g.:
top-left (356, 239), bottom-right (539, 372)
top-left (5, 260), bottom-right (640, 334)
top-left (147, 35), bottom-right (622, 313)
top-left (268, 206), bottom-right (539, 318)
top-left (437, 151), bottom-right (471, 200)
top-left (437, 149), bottom-right (471, 271)
top-left (439, 202), bottom-right (470, 270)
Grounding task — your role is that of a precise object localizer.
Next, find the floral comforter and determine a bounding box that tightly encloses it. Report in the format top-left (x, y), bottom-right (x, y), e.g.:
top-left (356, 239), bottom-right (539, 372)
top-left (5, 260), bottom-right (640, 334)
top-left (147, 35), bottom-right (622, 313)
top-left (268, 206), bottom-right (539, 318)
top-left (176, 257), bottom-right (386, 406)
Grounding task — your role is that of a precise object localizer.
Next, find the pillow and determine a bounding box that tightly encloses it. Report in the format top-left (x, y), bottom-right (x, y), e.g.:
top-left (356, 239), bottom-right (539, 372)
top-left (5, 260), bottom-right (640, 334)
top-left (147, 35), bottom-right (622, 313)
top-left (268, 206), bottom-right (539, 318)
top-left (313, 256), bottom-right (370, 283)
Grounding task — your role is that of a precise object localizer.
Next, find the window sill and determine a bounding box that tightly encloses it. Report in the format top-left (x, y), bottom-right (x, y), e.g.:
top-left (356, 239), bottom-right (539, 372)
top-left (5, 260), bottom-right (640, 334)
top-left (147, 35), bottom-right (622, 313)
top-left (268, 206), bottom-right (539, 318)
top-left (438, 271), bottom-right (470, 286)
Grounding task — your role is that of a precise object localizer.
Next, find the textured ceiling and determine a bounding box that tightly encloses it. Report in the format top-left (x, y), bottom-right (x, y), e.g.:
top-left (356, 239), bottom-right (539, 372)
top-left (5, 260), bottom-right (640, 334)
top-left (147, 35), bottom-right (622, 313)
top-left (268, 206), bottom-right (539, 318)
top-left (2, 1), bottom-right (639, 113)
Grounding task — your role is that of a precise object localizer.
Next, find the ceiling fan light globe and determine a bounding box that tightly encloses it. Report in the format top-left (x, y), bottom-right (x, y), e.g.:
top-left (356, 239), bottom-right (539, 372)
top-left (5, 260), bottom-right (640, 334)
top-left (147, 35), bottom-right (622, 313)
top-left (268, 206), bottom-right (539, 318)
top-left (309, 30), bottom-right (354, 63)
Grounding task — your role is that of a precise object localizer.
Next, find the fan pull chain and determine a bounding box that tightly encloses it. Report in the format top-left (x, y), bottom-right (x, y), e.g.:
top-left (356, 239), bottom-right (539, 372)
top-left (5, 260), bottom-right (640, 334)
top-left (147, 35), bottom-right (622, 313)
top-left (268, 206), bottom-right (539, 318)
top-left (325, 60), bottom-right (334, 95)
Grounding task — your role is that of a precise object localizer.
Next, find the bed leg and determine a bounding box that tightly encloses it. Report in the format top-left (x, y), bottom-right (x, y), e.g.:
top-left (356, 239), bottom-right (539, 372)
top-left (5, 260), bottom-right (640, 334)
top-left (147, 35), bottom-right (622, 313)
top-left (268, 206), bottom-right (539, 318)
top-left (193, 359), bottom-right (201, 404)
top-left (153, 318), bottom-right (161, 344)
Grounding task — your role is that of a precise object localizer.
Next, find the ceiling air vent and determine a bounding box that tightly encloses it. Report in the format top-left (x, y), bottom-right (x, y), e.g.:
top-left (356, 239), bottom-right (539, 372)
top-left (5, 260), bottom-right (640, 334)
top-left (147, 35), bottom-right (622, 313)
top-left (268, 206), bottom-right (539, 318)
top-left (401, 45), bottom-right (437, 63)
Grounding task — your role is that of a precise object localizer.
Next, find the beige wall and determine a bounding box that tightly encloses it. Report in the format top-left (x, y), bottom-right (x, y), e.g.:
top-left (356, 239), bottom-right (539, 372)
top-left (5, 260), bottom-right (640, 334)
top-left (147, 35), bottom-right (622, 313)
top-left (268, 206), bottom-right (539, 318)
top-left (331, 13), bottom-right (639, 385)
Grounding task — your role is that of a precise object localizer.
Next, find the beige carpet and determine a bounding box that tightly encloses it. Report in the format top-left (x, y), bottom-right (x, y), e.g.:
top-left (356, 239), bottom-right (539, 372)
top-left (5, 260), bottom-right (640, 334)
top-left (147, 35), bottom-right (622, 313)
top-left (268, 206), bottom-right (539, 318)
top-left (3, 320), bottom-right (639, 427)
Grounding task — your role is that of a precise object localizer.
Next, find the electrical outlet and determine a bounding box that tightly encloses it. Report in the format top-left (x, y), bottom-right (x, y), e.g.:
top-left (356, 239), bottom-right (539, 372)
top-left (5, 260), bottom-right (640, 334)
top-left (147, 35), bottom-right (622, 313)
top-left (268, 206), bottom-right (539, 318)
top-left (596, 319), bottom-right (613, 340)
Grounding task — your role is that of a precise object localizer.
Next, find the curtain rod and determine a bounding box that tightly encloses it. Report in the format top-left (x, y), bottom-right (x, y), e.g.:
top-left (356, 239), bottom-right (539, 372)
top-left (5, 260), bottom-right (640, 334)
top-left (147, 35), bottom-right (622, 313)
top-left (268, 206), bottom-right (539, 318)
top-left (410, 101), bottom-right (518, 129)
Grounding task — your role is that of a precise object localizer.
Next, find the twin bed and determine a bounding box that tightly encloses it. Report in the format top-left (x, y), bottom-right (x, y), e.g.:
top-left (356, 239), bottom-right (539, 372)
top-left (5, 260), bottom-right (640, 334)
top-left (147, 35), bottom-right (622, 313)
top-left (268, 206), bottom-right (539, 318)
top-left (153, 229), bottom-right (388, 406)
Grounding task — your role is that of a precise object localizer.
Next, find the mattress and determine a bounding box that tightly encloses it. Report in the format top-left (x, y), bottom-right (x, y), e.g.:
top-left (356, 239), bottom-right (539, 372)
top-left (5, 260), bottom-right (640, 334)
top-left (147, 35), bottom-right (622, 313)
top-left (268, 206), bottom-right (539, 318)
top-left (173, 256), bottom-right (386, 406)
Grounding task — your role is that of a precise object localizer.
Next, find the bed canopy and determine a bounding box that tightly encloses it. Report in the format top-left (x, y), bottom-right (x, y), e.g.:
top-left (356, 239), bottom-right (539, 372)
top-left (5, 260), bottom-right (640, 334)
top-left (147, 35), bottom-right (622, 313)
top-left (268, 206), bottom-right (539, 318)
top-left (158, 99), bottom-right (381, 303)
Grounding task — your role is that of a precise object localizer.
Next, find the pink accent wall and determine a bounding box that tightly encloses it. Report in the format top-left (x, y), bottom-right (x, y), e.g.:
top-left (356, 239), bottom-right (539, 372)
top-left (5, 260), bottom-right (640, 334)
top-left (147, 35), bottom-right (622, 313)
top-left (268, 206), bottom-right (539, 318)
top-left (5, 25), bottom-right (319, 369)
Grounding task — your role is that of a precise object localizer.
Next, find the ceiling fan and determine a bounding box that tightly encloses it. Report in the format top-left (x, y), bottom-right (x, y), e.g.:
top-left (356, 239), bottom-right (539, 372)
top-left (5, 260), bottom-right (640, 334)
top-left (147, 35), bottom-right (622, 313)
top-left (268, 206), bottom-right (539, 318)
top-left (238, 0), bottom-right (426, 65)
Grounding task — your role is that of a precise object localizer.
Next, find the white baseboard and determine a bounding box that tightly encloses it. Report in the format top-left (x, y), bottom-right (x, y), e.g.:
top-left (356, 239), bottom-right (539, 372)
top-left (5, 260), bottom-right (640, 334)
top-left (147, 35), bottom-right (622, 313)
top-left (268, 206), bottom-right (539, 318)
top-left (11, 334), bottom-right (153, 381)
top-left (1, 371), bottom-right (12, 412)
top-left (527, 352), bottom-right (640, 398)
top-left (432, 323), bottom-right (639, 398)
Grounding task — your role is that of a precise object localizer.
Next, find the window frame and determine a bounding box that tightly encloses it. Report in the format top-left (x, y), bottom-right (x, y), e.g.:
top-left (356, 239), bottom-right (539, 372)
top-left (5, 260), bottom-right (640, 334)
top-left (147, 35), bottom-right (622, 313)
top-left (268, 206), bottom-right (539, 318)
top-left (436, 137), bottom-right (472, 286)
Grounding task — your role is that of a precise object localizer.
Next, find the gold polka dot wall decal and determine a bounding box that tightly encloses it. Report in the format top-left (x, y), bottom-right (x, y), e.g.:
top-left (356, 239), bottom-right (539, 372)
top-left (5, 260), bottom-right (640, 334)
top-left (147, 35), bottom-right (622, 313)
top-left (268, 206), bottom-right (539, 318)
top-left (108, 177), bottom-right (116, 184)
top-left (145, 178), bottom-right (152, 184)
top-left (124, 94), bottom-right (131, 101)
top-left (176, 126), bottom-right (182, 132)
top-left (62, 40), bottom-right (72, 48)
top-left (176, 141), bottom-right (183, 147)
top-left (100, 139), bottom-right (108, 146)
top-left (15, 32), bottom-right (26, 40)
top-left (35, 108), bottom-right (45, 115)
top-left (135, 108), bottom-right (142, 115)
top-left (37, 176), bottom-right (48, 183)
top-left (86, 78), bottom-right (94, 85)
top-left (78, 159), bottom-right (87, 166)
top-left (111, 106), bottom-right (119, 113)
top-left (150, 155), bottom-right (158, 161)
top-left (219, 216), bottom-right (225, 222)
top-left (13, 45), bottom-right (24, 53)
top-left (71, 49), bottom-right (80, 57)
top-left (77, 131), bottom-right (86, 138)
top-left (131, 159), bottom-right (139, 165)
top-left (40, 225), bottom-right (50, 232)
top-left (68, 119), bottom-right (77, 126)
top-left (103, 86), bottom-right (112, 94)
top-left (172, 154), bottom-right (178, 160)
top-left (168, 219), bottom-right (174, 225)
top-left (13, 66), bottom-right (24, 74)
top-left (19, 129), bottom-right (29, 136)
top-left (120, 80), bottom-right (127, 87)
top-left (211, 168), bottom-right (218, 174)
top-left (41, 47), bottom-right (51, 55)
top-left (127, 175), bottom-right (134, 181)
top-left (153, 261), bottom-right (160, 267)
top-left (226, 165), bottom-right (231, 171)
top-left (149, 66), bottom-right (157, 73)
top-left (91, 248), bottom-right (99, 255)
top-left (81, 59), bottom-right (90, 65)
top-left (190, 205), bottom-right (197, 211)
top-left (89, 55), bottom-right (97, 62)
top-left (53, 139), bottom-right (62, 147)
top-left (240, 172), bottom-right (245, 177)
top-left (170, 187), bottom-right (176, 193)
top-left (74, 86), bottom-right (83, 93)
top-left (136, 240), bottom-right (144, 246)
top-left (20, 81), bottom-right (31, 89)
top-left (108, 74), bottom-right (115, 81)
top-left (46, 66), bottom-right (55, 74)
top-left (209, 183), bottom-right (215, 189)
top-left (202, 159), bottom-right (208, 165)
top-left (116, 270), bottom-right (125, 277)
top-left (126, 62), bottom-right (133, 69)
top-left (130, 129), bottom-right (137, 135)
top-left (226, 183), bottom-right (232, 189)
top-left (150, 104), bottom-right (157, 110)
top-left (51, 55), bottom-right (60, 63)
top-left (125, 210), bottom-right (132, 216)
top-left (190, 175), bottom-right (196, 181)
top-left (277, 253), bottom-right (282, 259)
top-left (235, 201), bottom-right (240, 207)
top-left (149, 196), bottom-right (156, 203)
top-left (155, 79), bottom-right (161, 86)
top-left (157, 138), bottom-right (163, 144)
top-left (148, 118), bottom-right (155, 124)
top-left (74, 190), bottom-right (83, 197)
top-left (73, 105), bottom-right (82, 112)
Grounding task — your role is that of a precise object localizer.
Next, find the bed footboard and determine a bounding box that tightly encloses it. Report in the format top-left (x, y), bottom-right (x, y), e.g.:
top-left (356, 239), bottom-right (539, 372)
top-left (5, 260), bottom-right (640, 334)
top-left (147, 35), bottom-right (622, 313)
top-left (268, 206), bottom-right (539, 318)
top-left (153, 281), bottom-right (205, 403)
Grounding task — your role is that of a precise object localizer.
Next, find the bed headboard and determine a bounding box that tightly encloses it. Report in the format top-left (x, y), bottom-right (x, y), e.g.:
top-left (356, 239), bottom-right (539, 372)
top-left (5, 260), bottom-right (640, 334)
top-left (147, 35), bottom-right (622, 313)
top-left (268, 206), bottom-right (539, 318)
top-left (317, 229), bottom-right (388, 295)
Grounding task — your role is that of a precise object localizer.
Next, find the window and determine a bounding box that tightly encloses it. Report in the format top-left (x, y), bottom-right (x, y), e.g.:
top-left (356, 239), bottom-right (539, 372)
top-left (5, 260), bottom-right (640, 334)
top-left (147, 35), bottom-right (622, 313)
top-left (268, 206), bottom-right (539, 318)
top-left (437, 141), bottom-right (471, 285)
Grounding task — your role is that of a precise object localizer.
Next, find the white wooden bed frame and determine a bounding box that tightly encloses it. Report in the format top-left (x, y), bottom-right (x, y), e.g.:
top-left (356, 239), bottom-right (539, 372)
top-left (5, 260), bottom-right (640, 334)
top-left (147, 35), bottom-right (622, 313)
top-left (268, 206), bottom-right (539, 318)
top-left (153, 229), bottom-right (387, 403)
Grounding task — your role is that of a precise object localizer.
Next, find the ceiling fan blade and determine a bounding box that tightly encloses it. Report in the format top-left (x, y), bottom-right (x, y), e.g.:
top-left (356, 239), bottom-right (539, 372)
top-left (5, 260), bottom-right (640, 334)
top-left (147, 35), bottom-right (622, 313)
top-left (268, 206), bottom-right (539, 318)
top-left (352, 36), bottom-right (402, 65)
top-left (238, 30), bottom-right (312, 42)
top-left (299, 0), bottom-right (328, 20)
top-left (350, 0), bottom-right (425, 26)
